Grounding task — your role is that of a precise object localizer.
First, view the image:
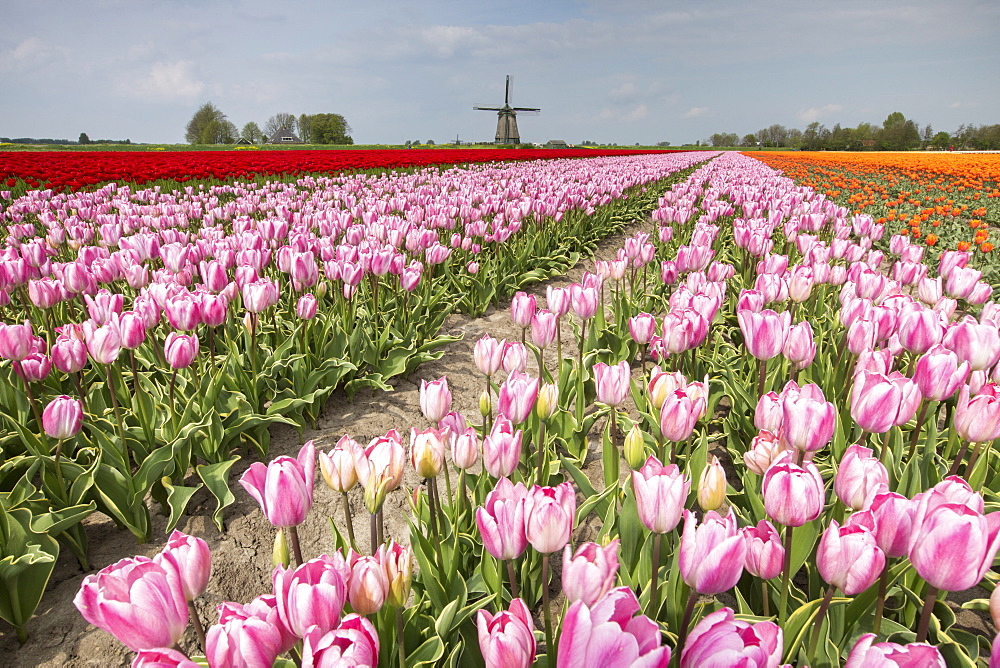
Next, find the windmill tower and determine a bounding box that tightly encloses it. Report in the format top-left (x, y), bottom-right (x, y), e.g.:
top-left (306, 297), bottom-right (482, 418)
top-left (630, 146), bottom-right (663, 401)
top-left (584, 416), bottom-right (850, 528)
top-left (474, 76), bottom-right (540, 145)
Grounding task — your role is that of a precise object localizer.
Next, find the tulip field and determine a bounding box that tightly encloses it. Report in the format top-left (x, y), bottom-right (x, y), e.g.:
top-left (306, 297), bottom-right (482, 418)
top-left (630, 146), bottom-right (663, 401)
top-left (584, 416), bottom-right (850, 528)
top-left (3, 147), bottom-right (1000, 667)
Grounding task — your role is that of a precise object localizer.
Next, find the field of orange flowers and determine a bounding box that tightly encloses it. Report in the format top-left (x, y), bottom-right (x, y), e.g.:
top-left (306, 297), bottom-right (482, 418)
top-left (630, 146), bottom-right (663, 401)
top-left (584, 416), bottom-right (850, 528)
top-left (747, 152), bottom-right (1000, 277)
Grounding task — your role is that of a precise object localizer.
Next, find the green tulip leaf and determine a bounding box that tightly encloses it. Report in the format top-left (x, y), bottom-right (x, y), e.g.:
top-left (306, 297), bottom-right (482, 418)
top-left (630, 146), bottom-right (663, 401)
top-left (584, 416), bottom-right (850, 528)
top-left (196, 458), bottom-right (239, 532)
top-left (160, 476), bottom-right (203, 534)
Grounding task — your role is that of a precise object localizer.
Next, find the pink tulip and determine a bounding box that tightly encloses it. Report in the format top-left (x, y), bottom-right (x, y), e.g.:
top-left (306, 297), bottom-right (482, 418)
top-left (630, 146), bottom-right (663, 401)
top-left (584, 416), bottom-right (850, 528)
top-left (239, 441), bottom-right (315, 528)
top-left (562, 539), bottom-right (620, 606)
top-left (118, 311), bottom-right (148, 349)
top-left (482, 416), bottom-right (523, 478)
top-left (85, 321), bottom-right (122, 364)
top-left (737, 309), bottom-right (790, 360)
top-left (680, 607), bottom-right (782, 668)
top-left (744, 430), bottom-right (784, 475)
top-left (629, 313), bottom-right (657, 345)
top-left (546, 285), bottom-right (571, 317)
top-left (476, 477), bottom-right (530, 561)
top-left (41, 395), bottom-right (84, 440)
top-left (451, 425), bottom-right (480, 470)
top-left (0, 320), bottom-right (33, 361)
top-left (73, 557), bottom-right (188, 652)
top-left (659, 388), bottom-right (703, 442)
top-left (501, 340), bottom-right (528, 373)
top-left (897, 308), bottom-right (944, 354)
top-left (593, 360), bottom-right (630, 407)
top-left (346, 548), bottom-right (389, 615)
top-left (524, 482), bottom-right (575, 554)
top-left (419, 376), bottom-right (452, 423)
top-left (570, 284), bottom-right (598, 319)
top-left (944, 318), bottom-right (1000, 371)
top-left (531, 309), bottom-right (558, 348)
top-left (164, 293), bottom-right (202, 331)
top-left (273, 553), bottom-right (350, 638)
top-left (909, 501), bottom-right (1000, 591)
top-left (296, 293), bottom-right (318, 320)
top-left (679, 509), bottom-right (746, 595)
top-left (206, 601), bottom-right (286, 668)
top-left (151, 530), bottom-right (211, 604)
top-left (131, 648), bottom-right (199, 668)
top-left (164, 332), bottom-right (199, 369)
top-left (762, 456), bottom-right (825, 527)
top-left (557, 587), bottom-right (671, 668)
top-left (632, 456), bottom-right (689, 534)
top-left (845, 633), bottom-right (945, 668)
top-left (510, 291), bottom-right (536, 328)
top-left (319, 435), bottom-right (362, 493)
top-left (301, 614), bottom-right (379, 668)
top-left (742, 520), bottom-right (785, 580)
top-left (955, 383), bottom-right (1000, 443)
top-left (52, 335), bottom-right (87, 374)
top-left (850, 370), bottom-right (921, 433)
top-left (354, 430), bottom-right (405, 492)
top-left (474, 335), bottom-right (505, 376)
top-left (409, 427), bottom-right (445, 478)
top-left (787, 264), bottom-right (814, 302)
top-left (862, 486), bottom-right (915, 558)
top-left (14, 352), bottom-right (51, 383)
top-left (782, 320), bottom-right (815, 369)
top-left (817, 520), bottom-right (884, 595)
top-left (477, 598), bottom-right (536, 668)
top-left (912, 344), bottom-right (970, 401)
top-left (781, 382), bottom-right (835, 452)
top-left (835, 444), bottom-right (889, 511)
top-left (498, 371), bottom-right (539, 424)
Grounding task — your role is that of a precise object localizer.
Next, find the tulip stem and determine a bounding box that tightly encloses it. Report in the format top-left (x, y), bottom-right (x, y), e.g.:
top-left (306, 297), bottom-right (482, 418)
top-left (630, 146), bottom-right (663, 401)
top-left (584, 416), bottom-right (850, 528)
top-left (907, 400), bottom-right (929, 460)
top-left (288, 525), bottom-right (304, 567)
top-left (676, 589), bottom-right (699, 659)
top-left (650, 532), bottom-right (662, 619)
top-left (873, 567), bottom-right (889, 634)
top-left (916, 585), bottom-right (939, 643)
top-left (72, 371), bottom-right (87, 414)
top-left (948, 441), bottom-right (972, 477)
top-left (377, 508), bottom-right (385, 545)
top-left (542, 554), bottom-right (555, 665)
top-left (506, 558), bottom-right (519, 600)
top-left (106, 364), bottom-right (128, 463)
top-left (536, 419), bottom-right (547, 485)
top-left (779, 524), bottom-right (794, 625)
top-left (807, 585), bottom-right (836, 664)
top-left (757, 357), bottom-right (768, 398)
top-left (370, 512), bottom-right (378, 555)
top-left (396, 606), bottom-right (407, 668)
top-left (188, 600), bottom-right (206, 653)
top-left (964, 440), bottom-right (987, 479)
top-left (761, 580), bottom-right (770, 618)
top-left (341, 491), bottom-right (357, 551)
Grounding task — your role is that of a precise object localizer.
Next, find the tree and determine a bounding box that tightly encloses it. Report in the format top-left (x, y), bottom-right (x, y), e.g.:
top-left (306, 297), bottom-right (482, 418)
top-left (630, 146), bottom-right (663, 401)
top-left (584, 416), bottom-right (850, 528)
top-left (931, 131), bottom-right (951, 150)
top-left (219, 120), bottom-right (238, 144)
top-left (709, 133), bottom-right (738, 147)
top-left (78, 132), bottom-right (90, 145)
top-left (307, 113), bottom-right (353, 144)
top-left (264, 113), bottom-right (296, 139)
top-left (298, 114), bottom-right (312, 143)
top-left (877, 112), bottom-right (920, 150)
top-left (656, 141), bottom-right (670, 147)
top-left (186, 102), bottom-right (228, 144)
top-left (240, 122), bottom-right (264, 144)
top-left (740, 133), bottom-right (757, 148)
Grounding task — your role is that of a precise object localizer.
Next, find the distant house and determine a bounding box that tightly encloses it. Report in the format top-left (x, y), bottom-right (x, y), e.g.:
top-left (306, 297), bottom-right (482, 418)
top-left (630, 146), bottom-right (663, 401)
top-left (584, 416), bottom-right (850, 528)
top-left (266, 129), bottom-right (303, 144)
top-left (233, 136), bottom-right (254, 146)
top-left (544, 139), bottom-right (571, 149)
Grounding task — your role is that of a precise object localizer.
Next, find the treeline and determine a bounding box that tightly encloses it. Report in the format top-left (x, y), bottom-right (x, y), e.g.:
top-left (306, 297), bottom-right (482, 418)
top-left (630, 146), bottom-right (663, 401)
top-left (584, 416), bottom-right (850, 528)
top-left (185, 103), bottom-right (353, 145)
top-left (1, 135), bottom-right (132, 145)
top-left (707, 112), bottom-right (1000, 151)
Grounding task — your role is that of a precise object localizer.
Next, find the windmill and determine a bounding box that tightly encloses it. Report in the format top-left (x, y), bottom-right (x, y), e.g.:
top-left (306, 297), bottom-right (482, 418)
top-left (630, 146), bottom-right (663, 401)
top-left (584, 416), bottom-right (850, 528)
top-left (474, 75), bottom-right (540, 145)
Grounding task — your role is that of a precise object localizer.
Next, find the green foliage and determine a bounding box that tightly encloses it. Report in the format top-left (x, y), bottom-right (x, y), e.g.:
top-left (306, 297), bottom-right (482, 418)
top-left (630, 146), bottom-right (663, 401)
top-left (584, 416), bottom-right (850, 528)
top-left (185, 102), bottom-right (228, 144)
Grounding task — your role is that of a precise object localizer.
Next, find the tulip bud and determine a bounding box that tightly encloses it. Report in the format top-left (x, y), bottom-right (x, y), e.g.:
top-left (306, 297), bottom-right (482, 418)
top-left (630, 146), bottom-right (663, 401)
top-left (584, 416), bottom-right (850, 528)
top-left (363, 472), bottom-right (392, 515)
top-left (273, 529), bottom-right (290, 568)
top-left (535, 383), bottom-right (558, 420)
top-left (479, 390), bottom-right (491, 418)
top-left (697, 455), bottom-right (727, 512)
top-left (623, 424), bottom-right (647, 469)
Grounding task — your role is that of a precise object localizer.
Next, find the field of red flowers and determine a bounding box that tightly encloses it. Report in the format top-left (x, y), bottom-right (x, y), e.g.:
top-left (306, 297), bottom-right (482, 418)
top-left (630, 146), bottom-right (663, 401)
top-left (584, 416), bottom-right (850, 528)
top-left (0, 148), bottom-right (680, 193)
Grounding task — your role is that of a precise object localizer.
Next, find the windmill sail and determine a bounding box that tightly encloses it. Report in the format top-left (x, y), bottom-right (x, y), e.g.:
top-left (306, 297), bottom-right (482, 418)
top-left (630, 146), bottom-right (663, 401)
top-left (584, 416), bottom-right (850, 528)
top-left (473, 75), bottom-right (540, 145)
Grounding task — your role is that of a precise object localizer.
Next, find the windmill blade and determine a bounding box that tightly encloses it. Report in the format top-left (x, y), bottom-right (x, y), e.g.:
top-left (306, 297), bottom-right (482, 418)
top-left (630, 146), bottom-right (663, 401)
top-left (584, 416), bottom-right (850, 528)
top-left (505, 75), bottom-right (511, 105)
top-left (512, 107), bottom-right (540, 112)
top-left (474, 106), bottom-right (503, 111)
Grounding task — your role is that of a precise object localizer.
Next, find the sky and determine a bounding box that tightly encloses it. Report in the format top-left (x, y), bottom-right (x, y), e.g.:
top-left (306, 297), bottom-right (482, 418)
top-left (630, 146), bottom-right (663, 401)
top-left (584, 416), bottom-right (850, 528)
top-left (2, 0), bottom-right (999, 146)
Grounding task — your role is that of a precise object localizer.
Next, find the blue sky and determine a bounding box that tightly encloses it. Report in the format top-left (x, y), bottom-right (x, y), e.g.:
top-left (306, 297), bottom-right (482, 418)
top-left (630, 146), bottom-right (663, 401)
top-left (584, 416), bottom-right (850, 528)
top-left (2, 0), bottom-right (998, 145)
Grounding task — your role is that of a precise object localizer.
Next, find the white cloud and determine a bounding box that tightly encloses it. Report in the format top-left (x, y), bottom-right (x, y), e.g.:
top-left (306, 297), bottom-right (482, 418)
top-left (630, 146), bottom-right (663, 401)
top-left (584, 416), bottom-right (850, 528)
top-left (796, 104), bottom-right (845, 124)
top-left (949, 101), bottom-right (962, 108)
top-left (125, 60), bottom-right (205, 102)
top-left (623, 104), bottom-right (648, 121)
top-left (0, 37), bottom-right (70, 71)
top-left (683, 107), bottom-right (708, 118)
